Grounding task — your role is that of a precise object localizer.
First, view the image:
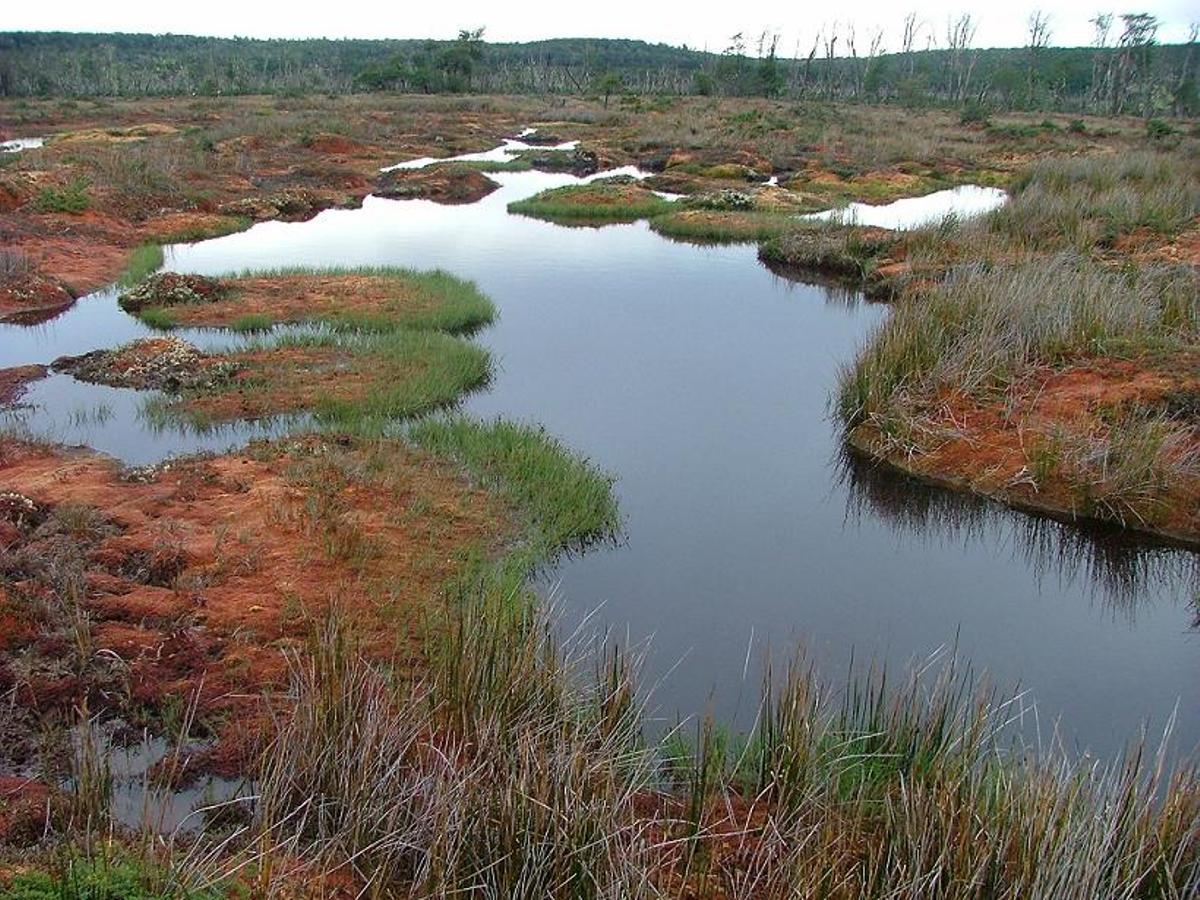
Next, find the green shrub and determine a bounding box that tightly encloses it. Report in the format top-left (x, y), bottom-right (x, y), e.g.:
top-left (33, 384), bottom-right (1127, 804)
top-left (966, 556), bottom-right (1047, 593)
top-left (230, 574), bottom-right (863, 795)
top-left (959, 101), bottom-right (990, 126)
top-left (33, 178), bottom-right (91, 213)
top-left (1145, 118), bottom-right (1177, 140)
top-left (0, 857), bottom-right (221, 900)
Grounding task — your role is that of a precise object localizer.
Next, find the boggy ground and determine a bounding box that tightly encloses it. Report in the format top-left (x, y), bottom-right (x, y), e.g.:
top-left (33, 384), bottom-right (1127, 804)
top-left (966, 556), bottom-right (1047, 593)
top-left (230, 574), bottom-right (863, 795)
top-left (1, 94), bottom-right (1197, 895)
top-left (38, 266), bottom-right (496, 429)
top-left (762, 144), bottom-right (1200, 543)
top-left (849, 352), bottom-right (1200, 545)
top-left (0, 93), bottom-right (1157, 320)
top-left (0, 432), bottom-right (513, 805)
top-left (0, 95), bottom-right (533, 321)
top-left (53, 330), bottom-right (490, 429)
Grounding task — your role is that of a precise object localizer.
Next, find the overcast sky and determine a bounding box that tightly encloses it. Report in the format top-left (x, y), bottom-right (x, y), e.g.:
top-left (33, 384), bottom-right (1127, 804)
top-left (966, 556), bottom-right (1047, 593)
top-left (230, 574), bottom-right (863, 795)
top-left (4, 1), bottom-right (1197, 52)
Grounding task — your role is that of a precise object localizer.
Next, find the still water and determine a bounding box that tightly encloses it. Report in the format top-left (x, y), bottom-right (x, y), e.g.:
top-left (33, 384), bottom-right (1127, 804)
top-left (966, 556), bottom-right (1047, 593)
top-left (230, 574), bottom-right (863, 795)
top-left (3, 163), bottom-right (1196, 759)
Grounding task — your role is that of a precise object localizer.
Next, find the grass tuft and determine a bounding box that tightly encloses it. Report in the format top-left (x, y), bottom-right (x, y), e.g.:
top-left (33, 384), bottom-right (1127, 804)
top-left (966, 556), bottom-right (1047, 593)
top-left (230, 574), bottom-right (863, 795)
top-left (409, 416), bottom-right (621, 561)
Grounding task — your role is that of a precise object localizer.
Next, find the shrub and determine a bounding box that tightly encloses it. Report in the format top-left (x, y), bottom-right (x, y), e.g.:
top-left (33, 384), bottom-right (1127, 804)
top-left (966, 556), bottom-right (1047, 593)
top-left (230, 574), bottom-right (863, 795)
top-left (1146, 118), bottom-right (1177, 140)
top-left (959, 100), bottom-right (990, 126)
top-left (33, 178), bottom-right (91, 213)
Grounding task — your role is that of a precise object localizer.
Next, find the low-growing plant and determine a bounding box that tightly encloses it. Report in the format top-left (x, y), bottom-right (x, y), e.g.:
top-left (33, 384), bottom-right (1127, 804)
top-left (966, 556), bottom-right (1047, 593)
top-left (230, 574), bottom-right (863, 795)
top-left (959, 100), bottom-right (990, 126)
top-left (650, 210), bottom-right (794, 244)
top-left (33, 178), bottom-right (91, 213)
top-left (992, 151), bottom-right (1200, 247)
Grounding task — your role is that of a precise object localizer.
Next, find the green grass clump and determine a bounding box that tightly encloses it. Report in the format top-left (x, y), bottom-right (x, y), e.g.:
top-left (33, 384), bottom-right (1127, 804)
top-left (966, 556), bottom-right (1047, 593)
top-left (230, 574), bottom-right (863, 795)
top-left (141, 329), bottom-right (490, 435)
top-left (1, 857), bottom-right (221, 900)
top-left (1030, 411), bottom-right (1200, 526)
top-left (990, 151), bottom-right (1200, 248)
top-left (507, 182), bottom-right (673, 223)
top-left (310, 331), bottom-right (490, 431)
top-left (246, 596), bottom-right (1200, 898)
top-left (33, 178), bottom-right (91, 213)
top-left (135, 307), bottom-right (177, 330)
top-left (649, 210), bottom-right (794, 244)
top-left (228, 313), bottom-right (273, 333)
top-left (836, 254), bottom-right (1199, 526)
top-left (446, 156), bottom-right (534, 173)
top-left (157, 215), bottom-right (251, 243)
top-left (409, 416), bottom-right (620, 558)
top-left (118, 244), bottom-right (164, 288)
top-left (760, 222), bottom-right (900, 280)
top-left (837, 254), bottom-right (1197, 431)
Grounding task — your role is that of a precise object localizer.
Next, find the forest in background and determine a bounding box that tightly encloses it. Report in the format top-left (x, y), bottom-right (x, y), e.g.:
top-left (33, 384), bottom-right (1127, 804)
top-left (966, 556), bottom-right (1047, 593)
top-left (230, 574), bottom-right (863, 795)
top-left (1, 14), bottom-right (1196, 116)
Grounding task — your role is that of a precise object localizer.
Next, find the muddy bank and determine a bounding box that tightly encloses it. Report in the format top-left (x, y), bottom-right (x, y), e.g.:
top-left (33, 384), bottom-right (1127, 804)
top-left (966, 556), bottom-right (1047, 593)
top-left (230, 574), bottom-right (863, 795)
top-left (0, 365), bottom-right (48, 407)
top-left (375, 166), bottom-right (499, 204)
top-left (0, 262), bottom-right (76, 324)
top-left (847, 354), bottom-right (1200, 548)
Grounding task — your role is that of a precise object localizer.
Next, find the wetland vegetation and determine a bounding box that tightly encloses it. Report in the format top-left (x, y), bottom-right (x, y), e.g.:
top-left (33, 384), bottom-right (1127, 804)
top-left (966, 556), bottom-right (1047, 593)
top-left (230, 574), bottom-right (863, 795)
top-left (0, 37), bottom-right (1198, 897)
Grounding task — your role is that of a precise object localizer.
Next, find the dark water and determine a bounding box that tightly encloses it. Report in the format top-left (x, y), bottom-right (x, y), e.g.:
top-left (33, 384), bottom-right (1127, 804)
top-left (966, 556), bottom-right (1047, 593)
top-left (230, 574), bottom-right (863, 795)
top-left (2, 166), bottom-right (1196, 760)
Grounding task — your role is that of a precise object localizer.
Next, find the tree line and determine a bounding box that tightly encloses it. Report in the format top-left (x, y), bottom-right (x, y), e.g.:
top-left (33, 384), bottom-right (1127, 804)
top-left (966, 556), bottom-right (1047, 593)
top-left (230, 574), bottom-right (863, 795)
top-left (0, 15), bottom-right (1195, 117)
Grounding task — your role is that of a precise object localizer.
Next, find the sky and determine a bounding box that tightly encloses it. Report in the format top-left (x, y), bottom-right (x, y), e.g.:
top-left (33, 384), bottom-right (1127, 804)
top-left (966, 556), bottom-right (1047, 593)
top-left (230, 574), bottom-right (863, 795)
top-left (3, 1), bottom-right (1197, 52)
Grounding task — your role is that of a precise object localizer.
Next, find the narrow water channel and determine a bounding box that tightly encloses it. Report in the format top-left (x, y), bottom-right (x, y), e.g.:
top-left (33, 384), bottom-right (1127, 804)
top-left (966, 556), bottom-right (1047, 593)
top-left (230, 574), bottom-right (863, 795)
top-left (3, 163), bottom-right (1196, 759)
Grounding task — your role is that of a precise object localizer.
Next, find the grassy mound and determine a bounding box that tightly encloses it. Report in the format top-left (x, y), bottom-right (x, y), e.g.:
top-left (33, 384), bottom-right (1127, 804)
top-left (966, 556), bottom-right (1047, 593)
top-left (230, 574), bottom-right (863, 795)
top-left (838, 255), bottom-right (1200, 536)
top-left (145, 330), bottom-right (491, 431)
top-left (507, 180), bottom-right (673, 222)
top-left (125, 266), bottom-right (496, 335)
top-left (650, 209), bottom-right (796, 244)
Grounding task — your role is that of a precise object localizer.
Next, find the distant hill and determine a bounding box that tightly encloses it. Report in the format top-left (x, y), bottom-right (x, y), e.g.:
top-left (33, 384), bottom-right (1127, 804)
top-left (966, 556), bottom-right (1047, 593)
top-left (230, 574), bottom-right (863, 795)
top-left (0, 31), bottom-right (1194, 116)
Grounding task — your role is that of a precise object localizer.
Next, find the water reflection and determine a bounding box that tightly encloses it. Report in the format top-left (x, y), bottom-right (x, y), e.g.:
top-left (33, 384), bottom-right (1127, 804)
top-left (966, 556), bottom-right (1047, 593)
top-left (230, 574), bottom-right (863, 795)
top-left (802, 184), bottom-right (1008, 229)
top-left (839, 447), bottom-right (1200, 621)
top-left (0, 154), bottom-right (1194, 758)
top-left (380, 136), bottom-right (579, 172)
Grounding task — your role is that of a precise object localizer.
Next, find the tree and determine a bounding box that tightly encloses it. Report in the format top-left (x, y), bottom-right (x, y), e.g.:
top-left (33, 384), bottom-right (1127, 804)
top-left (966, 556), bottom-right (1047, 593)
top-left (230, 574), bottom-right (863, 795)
top-left (1026, 10), bottom-right (1052, 107)
top-left (756, 32), bottom-right (784, 97)
top-left (436, 27), bottom-right (486, 92)
top-left (1089, 13), bottom-right (1114, 111)
top-left (715, 33), bottom-right (748, 94)
top-left (1112, 13), bottom-right (1158, 114)
top-left (596, 71), bottom-right (622, 107)
top-left (945, 14), bottom-right (978, 103)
